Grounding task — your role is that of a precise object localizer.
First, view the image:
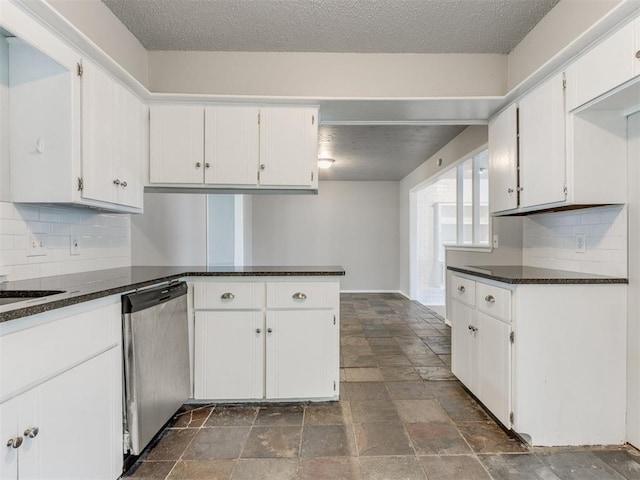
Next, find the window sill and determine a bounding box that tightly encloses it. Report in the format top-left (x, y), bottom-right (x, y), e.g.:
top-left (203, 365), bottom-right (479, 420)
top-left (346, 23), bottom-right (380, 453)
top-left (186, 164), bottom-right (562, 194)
top-left (444, 245), bottom-right (493, 253)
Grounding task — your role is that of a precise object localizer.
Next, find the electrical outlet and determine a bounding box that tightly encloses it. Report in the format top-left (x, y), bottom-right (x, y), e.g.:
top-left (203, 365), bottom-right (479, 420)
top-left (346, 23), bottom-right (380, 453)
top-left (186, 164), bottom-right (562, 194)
top-left (70, 236), bottom-right (80, 256)
top-left (27, 233), bottom-right (47, 257)
top-left (492, 235), bottom-right (499, 248)
top-left (576, 233), bottom-right (586, 253)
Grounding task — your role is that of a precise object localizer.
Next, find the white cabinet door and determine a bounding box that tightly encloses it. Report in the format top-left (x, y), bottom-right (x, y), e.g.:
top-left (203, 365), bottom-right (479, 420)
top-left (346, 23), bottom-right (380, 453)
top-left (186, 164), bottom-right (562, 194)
top-left (567, 17), bottom-right (640, 111)
top-left (194, 311), bottom-right (264, 400)
top-left (81, 60), bottom-right (117, 205)
top-left (488, 104), bottom-right (518, 213)
top-left (519, 72), bottom-right (567, 209)
top-left (259, 108), bottom-right (317, 187)
top-left (450, 299), bottom-right (478, 392)
top-left (265, 310), bottom-right (337, 399)
top-left (0, 395), bottom-right (24, 480)
top-left (150, 105), bottom-right (204, 184)
top-left (114, 84), bottom-right (144, 209)
top-left (204, 106), bottom-right (259, 186)
top-left (478, 312), bottom-right (511, 428)
top-left (24, 349), bottom-right (122, 480)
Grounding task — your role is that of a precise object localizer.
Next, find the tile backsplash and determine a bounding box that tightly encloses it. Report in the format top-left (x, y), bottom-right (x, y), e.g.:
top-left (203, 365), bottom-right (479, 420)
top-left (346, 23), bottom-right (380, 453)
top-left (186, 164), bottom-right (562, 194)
top-left (523, 205), bottom-right (627, 277)
top-left (0, 202), bottom-right (130, 281)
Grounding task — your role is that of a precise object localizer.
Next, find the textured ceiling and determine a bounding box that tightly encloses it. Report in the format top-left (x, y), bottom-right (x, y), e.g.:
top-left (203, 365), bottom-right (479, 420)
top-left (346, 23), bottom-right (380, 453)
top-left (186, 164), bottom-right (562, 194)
top-left (102, 0), bottom-right (560, 54)
top-left (317, 125), bottom-right (466, 181)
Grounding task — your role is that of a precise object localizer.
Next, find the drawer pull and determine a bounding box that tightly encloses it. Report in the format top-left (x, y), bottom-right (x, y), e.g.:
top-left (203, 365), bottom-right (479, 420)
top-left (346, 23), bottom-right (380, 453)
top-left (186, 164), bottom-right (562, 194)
top-left (220, 292), bottom-right (235, 300)
top-left (267, 327), bottom-right (273, 333)
top-left (256, 328), bottom-right (262, 334)
top-left (292, 292), bottom-right (307, 300)
top-left (468, 325), bottom-right (478, 333)
top-left (23, 427), bottom-right (39, 439)
top-left (485, 295), bottom-right (495, 303)
top-left (6, 436), bottom-right (23, 448)
top-left (457, 285), bottom-right (465, 293)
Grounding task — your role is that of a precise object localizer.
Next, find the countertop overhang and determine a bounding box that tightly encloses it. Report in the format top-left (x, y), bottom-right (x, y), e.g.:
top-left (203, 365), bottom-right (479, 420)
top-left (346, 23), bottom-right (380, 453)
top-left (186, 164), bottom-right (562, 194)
top-left (0, 266), bottom-right (346, 323)
top-left (447, 265), bottom-right (628, 285)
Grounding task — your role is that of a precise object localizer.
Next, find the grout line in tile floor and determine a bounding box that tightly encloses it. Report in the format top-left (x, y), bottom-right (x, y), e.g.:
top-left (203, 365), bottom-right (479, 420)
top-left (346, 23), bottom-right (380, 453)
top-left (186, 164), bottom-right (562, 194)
top-left (122, 293), bottom-right (640, 480)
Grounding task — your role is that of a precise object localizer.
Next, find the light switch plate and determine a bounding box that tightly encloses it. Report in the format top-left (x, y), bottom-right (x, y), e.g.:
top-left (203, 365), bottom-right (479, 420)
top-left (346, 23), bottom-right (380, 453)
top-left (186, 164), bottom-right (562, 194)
top-left (70, 236), bottom-right (80, 256)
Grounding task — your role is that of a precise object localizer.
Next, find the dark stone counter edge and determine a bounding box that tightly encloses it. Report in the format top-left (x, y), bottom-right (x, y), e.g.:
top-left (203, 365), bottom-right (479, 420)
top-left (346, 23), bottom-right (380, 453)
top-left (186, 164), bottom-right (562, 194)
top-left (447, 266), bottom-right (628, 285)
top-left (0, 270), bottom-right (345, 323)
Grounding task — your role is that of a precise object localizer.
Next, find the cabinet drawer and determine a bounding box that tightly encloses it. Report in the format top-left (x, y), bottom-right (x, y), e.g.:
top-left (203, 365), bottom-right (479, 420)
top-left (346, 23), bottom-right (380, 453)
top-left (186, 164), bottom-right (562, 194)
top-left (451, 275), bottom-right (476, 306)
top-left (0, 301), bottom-right (120, 401)
top-left (267, 282), bottom-right (338, 309)
top-left (194, 282), bottom-right (264, 310)
top-left (476, 282), bottom-right (511, 321)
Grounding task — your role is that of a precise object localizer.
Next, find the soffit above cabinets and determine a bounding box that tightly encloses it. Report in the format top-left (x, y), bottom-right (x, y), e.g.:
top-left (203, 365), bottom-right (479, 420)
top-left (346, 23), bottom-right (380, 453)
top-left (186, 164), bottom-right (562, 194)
top-left (101, 0), bottom-right (559, 54)
top-left (318, 124), bottom-right (466, 181)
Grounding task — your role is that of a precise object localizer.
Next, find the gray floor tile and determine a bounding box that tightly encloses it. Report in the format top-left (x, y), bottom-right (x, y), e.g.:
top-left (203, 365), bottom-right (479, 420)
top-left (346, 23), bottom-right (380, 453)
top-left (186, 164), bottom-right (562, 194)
top-left (183, 427), bottom-right (251, 460)
top-left (359, 456), bottom-right (427, 479)
top-left (420, 455), bottom-right (491, 480)
top-left (300, 424), bottom-right (357, 457)
top-left (480, 453), bottom-right (560, 480)
top-left (592, 449), bottom-right (640, 479)
top-left (241, 426), bottom-right (301, 458)
top-left (537, 450), bottom-right (626, 479)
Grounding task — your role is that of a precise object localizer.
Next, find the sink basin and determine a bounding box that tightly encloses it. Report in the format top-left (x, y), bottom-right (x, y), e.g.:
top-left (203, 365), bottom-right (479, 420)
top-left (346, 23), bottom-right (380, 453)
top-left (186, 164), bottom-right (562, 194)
top-left (0, 290), bottom-right (65, 306)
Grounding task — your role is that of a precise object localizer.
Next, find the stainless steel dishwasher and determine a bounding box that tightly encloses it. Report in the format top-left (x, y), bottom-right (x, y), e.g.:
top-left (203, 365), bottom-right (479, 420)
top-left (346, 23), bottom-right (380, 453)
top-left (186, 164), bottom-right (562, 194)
top-left (122, 281), bottom-right (190, 456)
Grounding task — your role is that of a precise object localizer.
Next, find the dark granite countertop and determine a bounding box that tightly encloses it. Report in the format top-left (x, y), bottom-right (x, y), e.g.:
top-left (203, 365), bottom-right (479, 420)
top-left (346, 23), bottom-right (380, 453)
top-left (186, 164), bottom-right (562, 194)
top-left (447, 265), bottom-right (628, 285)
top-left (0, 266), bottom-right (345, 323)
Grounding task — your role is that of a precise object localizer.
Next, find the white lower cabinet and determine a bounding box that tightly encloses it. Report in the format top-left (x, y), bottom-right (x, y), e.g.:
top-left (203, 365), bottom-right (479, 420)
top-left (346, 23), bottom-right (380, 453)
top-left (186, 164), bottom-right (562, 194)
top-left (0, 300), bottom-right (123, 480)
top-left (193, 278), bottom-right (340, 401)
top-left (449, 271), bottom-right (626, 446)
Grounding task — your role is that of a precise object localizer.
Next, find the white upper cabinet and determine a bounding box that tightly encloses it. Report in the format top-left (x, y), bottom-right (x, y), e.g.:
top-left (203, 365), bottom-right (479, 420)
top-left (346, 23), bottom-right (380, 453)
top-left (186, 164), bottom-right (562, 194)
top-left (518, 72), bottom-right (567, 209)
top-left (488, 104), bottom-right (518, 214)
top-left (259, 107), bottom-right (318, 187)
top-left (204, 106), bottom-right (259, 186)
top-left (149, 105), bottom-right (205, 184)
top-left (149, 105), bottom-right (319, 191)
top-left (566, 16), bottom-right (640, 111)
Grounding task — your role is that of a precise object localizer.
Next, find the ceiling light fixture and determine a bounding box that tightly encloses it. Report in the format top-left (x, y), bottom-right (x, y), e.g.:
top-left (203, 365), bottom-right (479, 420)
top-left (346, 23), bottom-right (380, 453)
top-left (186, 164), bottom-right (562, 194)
top-left (318, 158), bottom-right (335, 169)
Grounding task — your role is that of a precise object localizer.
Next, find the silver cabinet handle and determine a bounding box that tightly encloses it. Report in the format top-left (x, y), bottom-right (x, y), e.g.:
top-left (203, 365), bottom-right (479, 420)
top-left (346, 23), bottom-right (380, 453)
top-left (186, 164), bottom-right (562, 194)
top-left (260, 164), bottom-right (266, 170)
top-left (196, 162), bottom-right (202, 168)
top-left (507, 188), bottom-right (514, 193)
top-left (267, 327), bottom-right (273, 333)
top-left (121, 181), bottom-right (127, 188)
top-left (468, 325), bottom-right (478, 333)
top-left (205, 163), bottom-right (211, 168)
top-left (256, 328), bottom-right (262, 334)
top-left (468, 325), bottom-right (473, 331)
top-left (6, 436), bottom-right (23, 448)
top-left (113, 179), bottom-right (120, 186)
top-left (292, 292), bottom-right (307, 300)
top-left (485, 295), bottom-right (495, 303)
top-left (220, 292), bottom-right (235, 300)
top-left (457, 285), bottom-right (465, 293)
top-left (23, 427), bottom-right (39, 439)
top-left (636, 50), bottom-right (640, 59)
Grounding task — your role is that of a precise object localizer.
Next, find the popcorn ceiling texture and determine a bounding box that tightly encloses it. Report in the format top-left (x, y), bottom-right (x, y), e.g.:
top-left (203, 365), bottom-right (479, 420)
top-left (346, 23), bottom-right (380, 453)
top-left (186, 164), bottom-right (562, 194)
top-left (102, 0), bottom-right (560, 53)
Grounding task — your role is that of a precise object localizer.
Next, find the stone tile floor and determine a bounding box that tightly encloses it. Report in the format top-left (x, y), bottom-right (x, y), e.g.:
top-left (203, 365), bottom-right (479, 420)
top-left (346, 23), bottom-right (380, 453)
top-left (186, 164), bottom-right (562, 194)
top-left (123, 293), bottom-right (640, 479)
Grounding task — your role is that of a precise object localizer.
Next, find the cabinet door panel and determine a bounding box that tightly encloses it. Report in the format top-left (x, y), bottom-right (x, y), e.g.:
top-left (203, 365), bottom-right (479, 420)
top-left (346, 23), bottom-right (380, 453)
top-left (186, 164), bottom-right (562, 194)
top-left (450, 299), bottom-right (475, 391)
top-left (81, 60), bottom-right (117, 204)
top-left (266, 310), bottom-right (337, 399)
top-left (488, 104), bottom-right (518, 213)
top-left (259, 108), bottom-right (317, 187)
top-left (194, 311), bottom-right (264, 400)
top-left (150, 105), bottom-right (204, 184)
top-left (478, 312), bottom-right (511, 428)
top-left (205, 106), bottom-right (259, 185)
top-left (519, 73), bottom-right (566, 209)
top-left (0, 395), bottom-right (22, 480)
top-left (116, 85), bottom-right (144, 209)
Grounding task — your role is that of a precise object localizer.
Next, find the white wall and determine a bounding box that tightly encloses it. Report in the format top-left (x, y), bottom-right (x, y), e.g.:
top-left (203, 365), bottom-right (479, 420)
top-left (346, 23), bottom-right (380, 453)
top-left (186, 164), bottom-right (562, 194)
top-left (47, 0), bottom-right (149, 86)
top-left (148, 51), bottom-right (507, 97)
top-left (399, 126), bottom-right (524, 298)
top-left (507, 0), bottom-right (623, 90)
top-left (523, 205), bottom-right (627, 277)
top-left (131, 193), bottom-right (207, 266)
top-left (250, 182), bottom-right (399, 291)
top-left (0, 202), bottom-right (130, 281)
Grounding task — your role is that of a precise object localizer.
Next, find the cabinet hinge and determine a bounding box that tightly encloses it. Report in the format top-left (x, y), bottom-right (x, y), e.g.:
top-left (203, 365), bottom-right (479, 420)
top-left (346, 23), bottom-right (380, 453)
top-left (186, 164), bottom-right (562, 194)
top-left (510, 412), bottom-right (514, 424)
top-left (510, 331), bottom-right (515, 344)
top-left (562, 78), bottom-right (567, 90)
top-left (76, 62), bottom-right (83, 77)
top-left (257, 171), bottom-right (260, 182)
top-left (563, 185), bottom-right (568, 196)
top-left (77, 177), bottom-right (84, 191)
top-left (312, 115), bottom-right (315, 125)
top-left (333, 315), bottom-right (336, 325)
top-left (258, 112), bottom-right (260, 125)
top-left (333, 380), bottom-right (336, 391)
top-left (311, 171), bottom-right (314, 182)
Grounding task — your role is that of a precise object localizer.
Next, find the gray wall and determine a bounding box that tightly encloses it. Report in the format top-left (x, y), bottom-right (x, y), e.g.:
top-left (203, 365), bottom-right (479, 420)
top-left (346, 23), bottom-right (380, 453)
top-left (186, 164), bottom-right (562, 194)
top-left (251, 181), bottom-right (400, 291)
top-left (131, 193), bottom-right (207, 265)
